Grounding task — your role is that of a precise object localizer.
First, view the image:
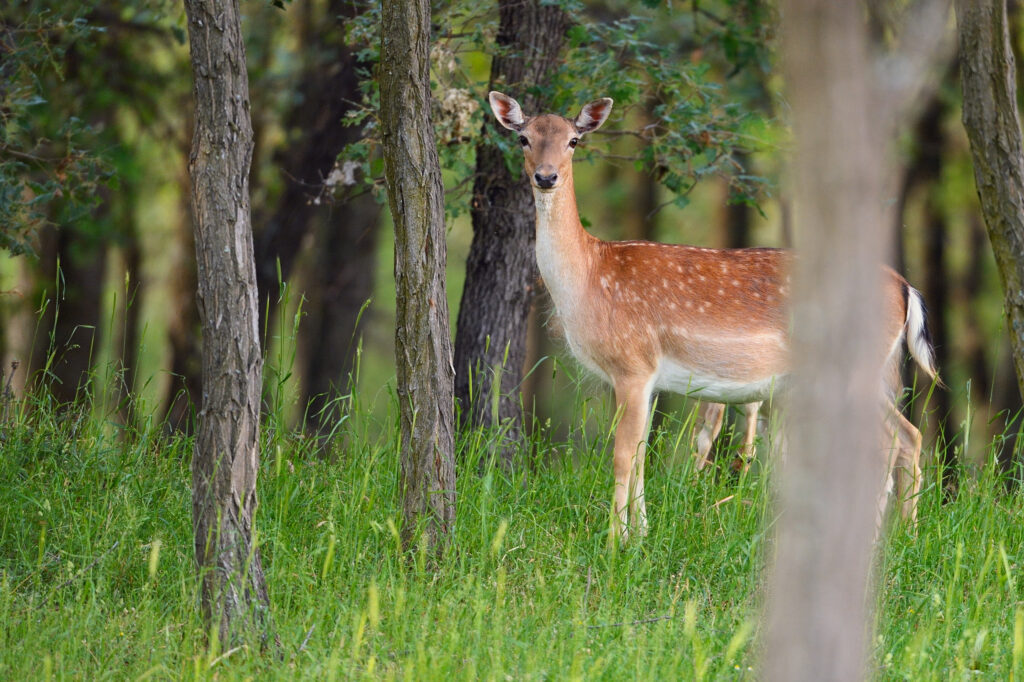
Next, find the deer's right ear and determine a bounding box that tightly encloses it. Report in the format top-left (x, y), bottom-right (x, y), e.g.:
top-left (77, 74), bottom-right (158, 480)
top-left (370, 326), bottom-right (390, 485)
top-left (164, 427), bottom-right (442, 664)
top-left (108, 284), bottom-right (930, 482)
top-left (489, 91), bottom-right (526, 131)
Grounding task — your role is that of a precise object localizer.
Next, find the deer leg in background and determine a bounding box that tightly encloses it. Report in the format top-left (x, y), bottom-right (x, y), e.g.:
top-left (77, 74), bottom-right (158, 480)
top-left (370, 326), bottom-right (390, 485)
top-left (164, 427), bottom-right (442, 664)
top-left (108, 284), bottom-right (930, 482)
top-left (733, 401), bottom-right (763, 473)
top-left (890, 407), bottom-right (924, 524)
top-left (693, 401), bottom-right (726, 470)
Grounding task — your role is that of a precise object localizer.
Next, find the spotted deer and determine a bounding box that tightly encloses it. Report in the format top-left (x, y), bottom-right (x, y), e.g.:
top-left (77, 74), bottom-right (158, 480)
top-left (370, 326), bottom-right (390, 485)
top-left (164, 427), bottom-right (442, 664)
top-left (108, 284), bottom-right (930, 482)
top-left (489, 91), bottom-right (937, 540)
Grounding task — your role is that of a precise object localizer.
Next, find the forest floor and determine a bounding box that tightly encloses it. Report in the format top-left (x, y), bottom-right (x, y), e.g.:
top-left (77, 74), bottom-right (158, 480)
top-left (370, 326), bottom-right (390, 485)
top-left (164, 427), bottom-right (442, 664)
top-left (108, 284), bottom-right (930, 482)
top-left (1, 382), bottom-right (1022, 680)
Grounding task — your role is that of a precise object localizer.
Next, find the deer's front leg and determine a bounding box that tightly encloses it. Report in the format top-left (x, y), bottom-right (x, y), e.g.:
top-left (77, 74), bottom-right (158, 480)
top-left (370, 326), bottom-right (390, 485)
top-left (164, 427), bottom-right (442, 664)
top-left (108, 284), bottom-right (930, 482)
top-left (612, 378), bottom-right (654, 541)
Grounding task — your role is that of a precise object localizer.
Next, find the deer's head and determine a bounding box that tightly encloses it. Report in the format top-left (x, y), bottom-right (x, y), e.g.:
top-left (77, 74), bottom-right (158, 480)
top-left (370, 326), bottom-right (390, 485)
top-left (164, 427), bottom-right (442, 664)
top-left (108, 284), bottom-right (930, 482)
top-left (488, 92), bottom-right (613, 192)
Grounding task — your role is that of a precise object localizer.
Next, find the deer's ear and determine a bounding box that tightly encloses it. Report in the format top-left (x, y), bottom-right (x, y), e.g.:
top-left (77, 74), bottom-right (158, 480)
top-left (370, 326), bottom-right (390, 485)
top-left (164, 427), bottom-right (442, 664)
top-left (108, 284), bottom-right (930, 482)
top-left (574, 98), bottom-right (613, 135)
top-left (489, 91), bottom-right (527, 131)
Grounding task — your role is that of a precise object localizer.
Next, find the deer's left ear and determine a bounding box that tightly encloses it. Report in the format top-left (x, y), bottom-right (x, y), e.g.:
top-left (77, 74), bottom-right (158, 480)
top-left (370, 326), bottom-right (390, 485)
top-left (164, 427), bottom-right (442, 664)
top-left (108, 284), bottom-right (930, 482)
top-left (574, 98), bottom-right (613, 135)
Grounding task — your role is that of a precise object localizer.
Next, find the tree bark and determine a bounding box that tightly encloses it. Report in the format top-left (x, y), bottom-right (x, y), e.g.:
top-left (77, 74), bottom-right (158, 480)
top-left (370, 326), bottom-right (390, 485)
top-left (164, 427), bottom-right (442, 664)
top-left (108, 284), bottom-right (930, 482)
top-left (380, 0), bottom-right (456, 551)
top-left (184, 0), bottom-right (270, 645)
top-left (957, 0), bottom-right (1024, 420)
top-left (452, 1), bottom-right (569, 457)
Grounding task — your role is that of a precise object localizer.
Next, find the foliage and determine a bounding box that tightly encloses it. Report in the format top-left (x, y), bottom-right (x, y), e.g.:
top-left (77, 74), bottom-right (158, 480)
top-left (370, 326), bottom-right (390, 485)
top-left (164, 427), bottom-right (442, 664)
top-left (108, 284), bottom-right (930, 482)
top-left (1, 370), bottom-right (1023, 678)
top-left (335, 0), bottom-right (779, 218)
top-left (0, 4), bottom-right (109, 256)
top-left (0, 0), bottom-right (181, 257)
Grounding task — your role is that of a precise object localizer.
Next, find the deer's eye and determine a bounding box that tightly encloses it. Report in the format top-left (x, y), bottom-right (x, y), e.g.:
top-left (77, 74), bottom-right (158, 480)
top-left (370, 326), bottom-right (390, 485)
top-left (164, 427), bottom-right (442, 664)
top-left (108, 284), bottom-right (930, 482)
top-left (569, 137), bottom-right (579, 148)
top-left (518, 135), bottom-right (529, 147)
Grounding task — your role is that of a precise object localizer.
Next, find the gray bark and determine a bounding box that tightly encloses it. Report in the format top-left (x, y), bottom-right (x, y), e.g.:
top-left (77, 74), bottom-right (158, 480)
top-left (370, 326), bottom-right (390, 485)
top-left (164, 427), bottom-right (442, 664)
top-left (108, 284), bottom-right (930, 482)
top-left (184, 0), bottom-right (270, 644)
top-left (380, 0), bottom-right (456, 551)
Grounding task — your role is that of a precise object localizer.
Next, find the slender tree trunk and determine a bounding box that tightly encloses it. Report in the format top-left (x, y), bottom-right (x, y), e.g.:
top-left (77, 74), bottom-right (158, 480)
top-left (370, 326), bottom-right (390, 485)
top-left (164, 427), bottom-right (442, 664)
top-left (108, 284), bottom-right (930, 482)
top-left (184, 0), bottom-right (270, 644)
top-left (452, 0), bottom-right (569, 460)
top-left (957, 0), bottom-right (1024, 415)
top-left (380, 0), bottom-right (456, 551)
top-left (901, 92), bottom-right (956, 489)
top-left (300, 194), bottom-right (379, 437)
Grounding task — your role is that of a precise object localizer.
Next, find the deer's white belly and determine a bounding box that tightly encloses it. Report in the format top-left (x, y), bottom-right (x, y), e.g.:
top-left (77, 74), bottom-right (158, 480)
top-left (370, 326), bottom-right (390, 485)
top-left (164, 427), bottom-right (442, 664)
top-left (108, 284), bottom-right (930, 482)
top-left (654, 358), bottom-right (784, 403)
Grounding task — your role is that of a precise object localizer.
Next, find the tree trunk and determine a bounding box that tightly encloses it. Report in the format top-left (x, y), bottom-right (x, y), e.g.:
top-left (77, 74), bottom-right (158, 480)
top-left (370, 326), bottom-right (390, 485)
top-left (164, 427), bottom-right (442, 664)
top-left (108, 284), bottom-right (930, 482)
top-left (299, 193), bottom-right (379, 438)
top-left (765, 3), bottom-right (889, 679)
top-left (163, 153), bottom-right (203, 435)
top-left (253, 0), bottom-right (376, 338)
top-left (957, 0), bottom-right (1024, 416)
top-left (31, 224), bottom-right (107, 405)
top-left (903, 92), bottom-right (956, 491)
top-left (452, 1), bottom-right (569, 459)
top-left (249, 0), bottom-right (379, 438)
top-left (380, 0), bottom-right (456, 551)
top-left (184, 0), bottom-right (270, 645)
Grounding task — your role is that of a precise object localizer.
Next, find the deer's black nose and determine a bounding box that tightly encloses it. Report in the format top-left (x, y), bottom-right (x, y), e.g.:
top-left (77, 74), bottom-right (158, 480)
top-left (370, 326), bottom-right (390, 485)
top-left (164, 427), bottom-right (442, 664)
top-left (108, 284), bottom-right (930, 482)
top-left (534, 171), bottom-right (558, 189)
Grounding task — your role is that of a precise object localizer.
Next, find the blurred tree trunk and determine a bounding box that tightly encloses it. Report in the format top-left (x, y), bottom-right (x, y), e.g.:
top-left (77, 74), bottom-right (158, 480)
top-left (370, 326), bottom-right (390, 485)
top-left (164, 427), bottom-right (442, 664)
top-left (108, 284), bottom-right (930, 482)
top-left (31, 223), bottom-right (107, 405)
top-left (250, 0), bottom-right (379, 437)
top-left (452, 0), bottom-right (569, 460)
top-left (957, 0), bottom-right (1024, 427)
top-left (299, 197), bottom-right (379, 437)
top-left (765, 2), bottom-right (892, 679)
top-left (163, 122), bottom-right (203, 435)
top-left (380, 0), bottom-right (456, 551)
top-left (112, 199), bottom-right (143, 427)
top-left (184, 0), bottom-right (270, 644)
top-left (722, 151), bottom-right (753, 249)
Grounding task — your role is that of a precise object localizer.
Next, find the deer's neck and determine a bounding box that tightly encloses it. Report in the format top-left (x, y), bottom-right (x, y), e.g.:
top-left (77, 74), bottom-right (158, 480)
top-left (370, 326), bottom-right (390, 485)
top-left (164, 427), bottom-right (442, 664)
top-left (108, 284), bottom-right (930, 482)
top-left (533, 175), bottom-right (596, 307)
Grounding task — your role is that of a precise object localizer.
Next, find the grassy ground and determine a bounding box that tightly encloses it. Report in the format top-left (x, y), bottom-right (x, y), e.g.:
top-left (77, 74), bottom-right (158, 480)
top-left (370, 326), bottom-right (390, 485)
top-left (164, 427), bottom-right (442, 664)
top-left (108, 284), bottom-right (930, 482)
top-left (1, 382), bottom-right (1023, 681)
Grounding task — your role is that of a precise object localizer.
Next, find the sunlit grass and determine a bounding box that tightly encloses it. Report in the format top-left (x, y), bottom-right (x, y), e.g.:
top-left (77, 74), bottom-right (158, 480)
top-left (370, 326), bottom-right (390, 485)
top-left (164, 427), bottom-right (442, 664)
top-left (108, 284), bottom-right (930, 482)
top-left (0, 373), bottom-right (1022, 680)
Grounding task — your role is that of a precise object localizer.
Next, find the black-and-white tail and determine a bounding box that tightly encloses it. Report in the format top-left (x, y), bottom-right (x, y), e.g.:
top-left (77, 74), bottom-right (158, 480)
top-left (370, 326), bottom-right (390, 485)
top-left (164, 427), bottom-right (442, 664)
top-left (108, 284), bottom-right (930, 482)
top-left (904, 284), bottom-right (938, 381)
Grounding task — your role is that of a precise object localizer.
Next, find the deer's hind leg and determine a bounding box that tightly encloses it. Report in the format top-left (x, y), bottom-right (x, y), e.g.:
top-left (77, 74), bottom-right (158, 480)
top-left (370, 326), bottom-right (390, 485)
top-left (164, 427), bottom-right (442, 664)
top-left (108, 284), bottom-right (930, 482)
top-left (890, 409), bottom-right (923, 525)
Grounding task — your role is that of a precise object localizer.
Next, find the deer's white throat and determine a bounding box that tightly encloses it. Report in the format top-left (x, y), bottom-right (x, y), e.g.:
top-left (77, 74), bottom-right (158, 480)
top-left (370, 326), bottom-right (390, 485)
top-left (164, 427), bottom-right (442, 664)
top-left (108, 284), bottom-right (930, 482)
top-left (533, 187), bottom-right (587, 305)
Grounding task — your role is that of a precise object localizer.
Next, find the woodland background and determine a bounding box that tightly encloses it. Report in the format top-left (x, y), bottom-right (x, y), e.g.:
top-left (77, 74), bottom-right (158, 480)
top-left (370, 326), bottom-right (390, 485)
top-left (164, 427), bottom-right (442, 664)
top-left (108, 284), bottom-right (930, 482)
top-left (4, 1), bottom-right (1024, 678)
top-left (0, 0), bottom-right (1017, 473)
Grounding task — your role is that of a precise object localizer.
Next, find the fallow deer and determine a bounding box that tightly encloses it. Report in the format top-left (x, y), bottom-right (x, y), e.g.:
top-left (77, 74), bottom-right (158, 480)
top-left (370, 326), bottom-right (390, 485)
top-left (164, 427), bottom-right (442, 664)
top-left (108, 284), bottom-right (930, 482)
top-left (488, 91), bottom-right (937, 540)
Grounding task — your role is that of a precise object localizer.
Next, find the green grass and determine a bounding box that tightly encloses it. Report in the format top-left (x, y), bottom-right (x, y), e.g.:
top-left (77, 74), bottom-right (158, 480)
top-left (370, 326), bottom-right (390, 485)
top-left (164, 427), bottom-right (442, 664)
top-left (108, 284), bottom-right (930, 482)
top-left (1, 382), bottom-right (1023, 680)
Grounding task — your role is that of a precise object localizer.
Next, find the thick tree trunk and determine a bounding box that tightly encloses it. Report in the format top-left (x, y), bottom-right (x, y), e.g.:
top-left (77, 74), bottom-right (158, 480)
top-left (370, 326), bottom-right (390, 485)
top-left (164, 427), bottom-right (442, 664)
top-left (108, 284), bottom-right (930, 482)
top-left (957, 0), bottom-right (1024, 415)
top-left (452, 1), bottom-right (569, 457)
top-left (380, 0), bottom-right (456, 551)
top-left (184, 0), bottom-right (270, 645)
